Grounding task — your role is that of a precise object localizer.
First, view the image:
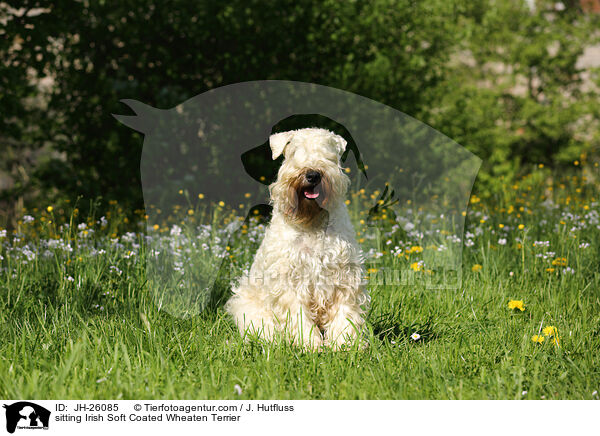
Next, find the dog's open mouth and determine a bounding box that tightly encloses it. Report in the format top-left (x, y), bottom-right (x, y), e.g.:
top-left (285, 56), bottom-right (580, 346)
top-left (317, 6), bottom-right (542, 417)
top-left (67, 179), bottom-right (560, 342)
top-left (302, 186), bottom-right (320, 199)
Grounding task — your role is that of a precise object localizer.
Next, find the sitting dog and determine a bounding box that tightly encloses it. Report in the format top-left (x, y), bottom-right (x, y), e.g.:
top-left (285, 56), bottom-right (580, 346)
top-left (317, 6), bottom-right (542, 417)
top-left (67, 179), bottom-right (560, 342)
top-left (226, 128), bottom-right (368, 349)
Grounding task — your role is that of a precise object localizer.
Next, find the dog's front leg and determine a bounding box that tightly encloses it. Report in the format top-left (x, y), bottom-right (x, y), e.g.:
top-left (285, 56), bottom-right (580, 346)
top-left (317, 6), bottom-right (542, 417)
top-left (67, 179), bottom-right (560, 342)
top-left (276, 301), bottom-right (323, 350)
top-left (325, 300), bottom-right (365, 350)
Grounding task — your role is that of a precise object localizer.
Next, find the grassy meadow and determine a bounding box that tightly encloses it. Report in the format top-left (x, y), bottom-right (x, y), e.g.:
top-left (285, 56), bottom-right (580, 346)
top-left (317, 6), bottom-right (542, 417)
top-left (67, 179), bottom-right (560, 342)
top-left (0, 164), bottom-right (599, 400)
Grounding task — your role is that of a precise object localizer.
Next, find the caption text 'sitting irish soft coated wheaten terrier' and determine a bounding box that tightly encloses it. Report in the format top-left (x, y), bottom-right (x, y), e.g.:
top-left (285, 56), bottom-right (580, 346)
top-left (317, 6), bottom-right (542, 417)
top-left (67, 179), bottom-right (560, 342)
top-left (226, 128), bottom-right (369, 350)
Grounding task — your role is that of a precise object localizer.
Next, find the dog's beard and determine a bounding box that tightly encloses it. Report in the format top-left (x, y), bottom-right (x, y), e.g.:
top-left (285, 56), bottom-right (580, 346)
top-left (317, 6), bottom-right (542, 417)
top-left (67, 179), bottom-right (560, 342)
top-left (285, 175), bottom-right (331, 226)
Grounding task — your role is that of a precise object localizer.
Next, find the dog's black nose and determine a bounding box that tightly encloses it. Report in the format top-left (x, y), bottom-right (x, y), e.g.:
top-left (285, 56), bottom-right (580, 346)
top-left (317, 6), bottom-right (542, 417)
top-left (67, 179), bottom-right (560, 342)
top-left (305, 170), bottom-right (321, 184)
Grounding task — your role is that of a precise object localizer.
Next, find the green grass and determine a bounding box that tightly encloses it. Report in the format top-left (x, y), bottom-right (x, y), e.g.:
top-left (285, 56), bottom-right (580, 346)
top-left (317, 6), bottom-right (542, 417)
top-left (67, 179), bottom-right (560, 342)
top-left (1, 171), bottom-right (599, 399)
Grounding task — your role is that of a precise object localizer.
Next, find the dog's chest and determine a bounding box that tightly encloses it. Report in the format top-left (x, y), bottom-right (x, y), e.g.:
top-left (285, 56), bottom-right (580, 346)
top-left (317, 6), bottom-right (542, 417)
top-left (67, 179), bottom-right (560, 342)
top-left (256, 217), bottom-right (363, 298)
top-left (289, 231), bottom-right (359, 277)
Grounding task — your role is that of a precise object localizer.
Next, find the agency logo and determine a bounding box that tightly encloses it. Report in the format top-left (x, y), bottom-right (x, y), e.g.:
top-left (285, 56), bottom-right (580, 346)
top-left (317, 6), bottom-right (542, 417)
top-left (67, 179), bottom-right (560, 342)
top-left (114, 80), bottom-right (481, 318)
top-left (3, 402), bottom-right (50, 434)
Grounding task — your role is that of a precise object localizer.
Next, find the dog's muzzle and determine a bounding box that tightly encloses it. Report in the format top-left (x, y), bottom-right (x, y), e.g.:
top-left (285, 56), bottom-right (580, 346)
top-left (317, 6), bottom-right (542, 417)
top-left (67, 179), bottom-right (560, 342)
top-left (302, 171), bottom-right (322, 199)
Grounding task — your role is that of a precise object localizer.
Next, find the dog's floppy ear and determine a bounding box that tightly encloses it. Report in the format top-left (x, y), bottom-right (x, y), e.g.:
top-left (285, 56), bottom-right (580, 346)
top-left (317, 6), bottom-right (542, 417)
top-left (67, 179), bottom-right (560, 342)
top-left (269, 131), bottom-right (294, 160)
top-left (332, 133), bottom-right (347, 157)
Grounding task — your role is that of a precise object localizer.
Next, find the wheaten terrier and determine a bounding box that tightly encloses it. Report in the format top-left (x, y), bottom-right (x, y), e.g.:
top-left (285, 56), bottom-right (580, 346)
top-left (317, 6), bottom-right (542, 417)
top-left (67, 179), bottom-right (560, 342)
top-left (226, 128), bottom-right (368, 349)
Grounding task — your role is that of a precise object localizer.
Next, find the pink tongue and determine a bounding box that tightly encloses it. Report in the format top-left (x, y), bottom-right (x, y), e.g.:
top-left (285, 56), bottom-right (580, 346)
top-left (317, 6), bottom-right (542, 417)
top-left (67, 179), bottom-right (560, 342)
top-left (304, 190), bottom-right (319, 199)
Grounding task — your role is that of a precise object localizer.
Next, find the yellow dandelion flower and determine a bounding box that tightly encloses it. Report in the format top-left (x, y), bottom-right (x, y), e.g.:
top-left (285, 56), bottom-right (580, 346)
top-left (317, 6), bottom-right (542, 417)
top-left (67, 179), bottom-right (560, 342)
top-left (345, 199), bottom-right (351, 205)
top-left (508, 300), bottom-right (525, 311)
top-left (551, 258), bottom-right (567, 267)
top-left (367, 268), bottom-right (378, 274)
top-left (518, 224), bottom-right (525, 230)
top-left (188, 209), bottom-right (194, 215)
top-left (472, 264), bottom-right (482, 272)
top-left (178, 189), bottom-right (183, 195)
top-left (499, 223), bottom-right (504, 229)
top-left (344, 167), bottom-right (351, 173)
top-left (152, 224), bottom-right (159, 231)
top-left (47, 206), bottom-right (54, 213)
top-left (409, 246), bottom-right (423, 254)
top-left (542, 326), bottom-right (557, 337)
top-left (244, 193), bottom-right (251, 198)
top-left (546, 268), bottom-right (555, 273)
top-left (410, 262), bottom-right (422, 272)
top-left (198, 193), bottom-right (204, 199)
top-left (218, 201), bottom-right (225, 207)
top-left (532, 335), bottom-right (545, 344)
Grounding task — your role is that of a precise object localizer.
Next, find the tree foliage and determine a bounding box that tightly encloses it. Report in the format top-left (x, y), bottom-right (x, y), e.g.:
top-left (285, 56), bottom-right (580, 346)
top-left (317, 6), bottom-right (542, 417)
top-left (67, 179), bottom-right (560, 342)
top-left (427, 0), bottom-right (600, 194)
top-left (1, 0), bottom-right (598, 223)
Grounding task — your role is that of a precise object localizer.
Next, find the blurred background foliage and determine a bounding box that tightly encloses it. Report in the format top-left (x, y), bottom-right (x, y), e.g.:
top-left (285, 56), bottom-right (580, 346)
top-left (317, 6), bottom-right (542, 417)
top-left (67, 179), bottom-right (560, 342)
top-left (1, 0), bottom-right (599, 227)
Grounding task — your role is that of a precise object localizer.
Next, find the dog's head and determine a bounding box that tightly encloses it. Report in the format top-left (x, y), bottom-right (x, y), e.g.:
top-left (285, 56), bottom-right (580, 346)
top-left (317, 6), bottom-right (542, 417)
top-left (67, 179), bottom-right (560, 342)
top-left (268, 128), bottom-right (350, 225)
